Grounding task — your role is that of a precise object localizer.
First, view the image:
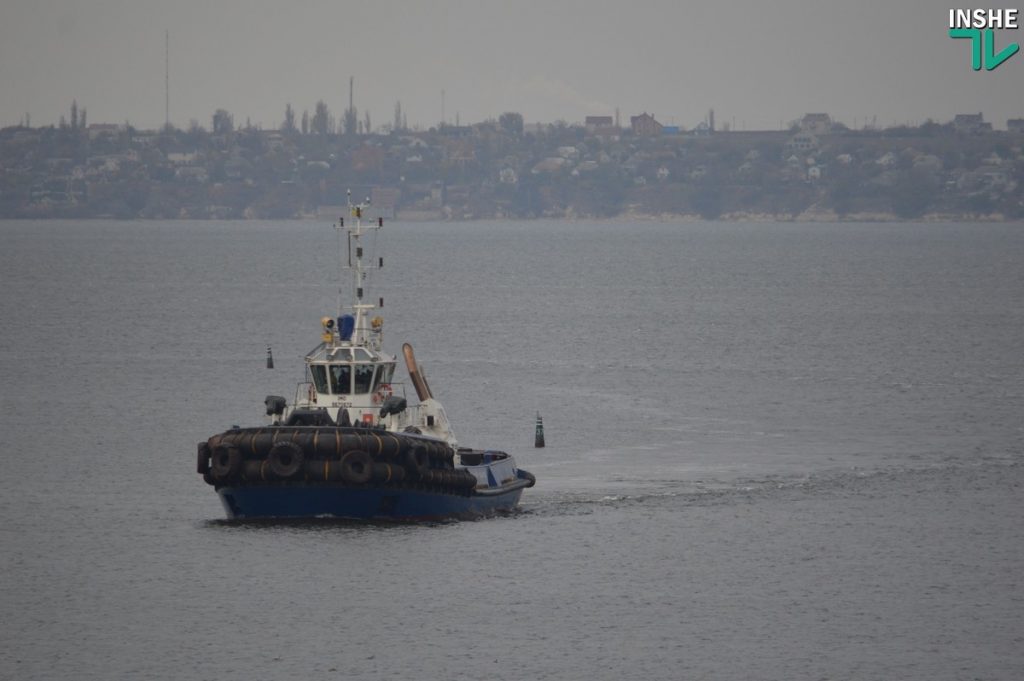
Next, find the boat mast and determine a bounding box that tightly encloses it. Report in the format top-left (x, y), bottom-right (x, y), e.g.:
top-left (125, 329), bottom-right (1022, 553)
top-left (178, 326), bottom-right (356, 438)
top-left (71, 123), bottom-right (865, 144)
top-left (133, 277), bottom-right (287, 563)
top-left (337, 190), bottom-right (383, 348)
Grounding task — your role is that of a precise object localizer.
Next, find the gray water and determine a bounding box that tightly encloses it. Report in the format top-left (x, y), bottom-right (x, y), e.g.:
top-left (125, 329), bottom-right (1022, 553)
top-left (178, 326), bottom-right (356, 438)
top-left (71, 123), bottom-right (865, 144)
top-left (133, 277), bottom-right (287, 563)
top-left (1, 219), bottom-right (1022, 680)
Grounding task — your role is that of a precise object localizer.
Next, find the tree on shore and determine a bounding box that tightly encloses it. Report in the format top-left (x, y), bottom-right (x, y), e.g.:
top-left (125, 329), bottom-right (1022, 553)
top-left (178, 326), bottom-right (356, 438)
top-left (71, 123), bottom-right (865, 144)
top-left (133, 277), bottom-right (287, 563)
top-left (500, 112), bottom-right (524, 135)
top-left (889, 168), bottom-right (938, 218)
top-left (212, 109), bottom-right (233, 135)
top-left (312, 101), bottom-right (330, 136)
top-left (344, 104), bottom-right (357, 137)
top-left (282, 103), bottom-right (296, 133)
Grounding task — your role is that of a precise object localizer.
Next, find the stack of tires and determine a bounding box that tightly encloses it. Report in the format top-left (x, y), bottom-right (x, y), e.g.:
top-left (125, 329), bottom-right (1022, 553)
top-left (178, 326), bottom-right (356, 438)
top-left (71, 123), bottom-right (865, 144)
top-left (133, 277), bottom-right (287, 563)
top-left (197, 426), bottom-right (477, 495)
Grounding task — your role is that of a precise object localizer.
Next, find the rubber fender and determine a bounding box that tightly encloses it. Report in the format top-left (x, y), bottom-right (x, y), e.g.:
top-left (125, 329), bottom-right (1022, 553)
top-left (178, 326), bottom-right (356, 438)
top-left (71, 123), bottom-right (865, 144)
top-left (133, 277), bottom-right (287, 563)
top-left (403, 446), bottom-right (430, 480)
top-left (267, 441), bottom-right (305, 479)
top-left (249, 430), bottom-right (275, 458)
top-left (197, 442), bottom-right (211, 475)
top-left (340, 432), bottom-right (364, 455)
top-left (430, 445), bottom-right (455, 468)
top-left (210, 444), bottom-right (242, 481)
top-left (362, 432), bottom-right (385, 457)
top-left (313, 429), bottom-right (343, 459)
top-left (242, 460), bottom-right (270, 482)
top-left (375, 432), bottom-right (404, 460)
top-left (285, 409), bottom-right (334, 427)
top-left (290, 430), bottom-right (315, 452)
top-left (303, 459), bottom-right (346, 482)
top-left (340, 450), bottom-right (373, 484)
top-left (371, 462), bottom-right (406, 484)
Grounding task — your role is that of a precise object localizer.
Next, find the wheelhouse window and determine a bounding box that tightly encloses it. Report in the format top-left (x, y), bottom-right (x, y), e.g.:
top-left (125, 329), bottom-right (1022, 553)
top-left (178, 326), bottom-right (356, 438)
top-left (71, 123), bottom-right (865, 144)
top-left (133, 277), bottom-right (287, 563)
top-left (310, 365), bottom-right (328, 394)
top-left (353, 364), bottom-right (376, 394)
top-left (330, 364), bottom-right (351, 394)
top-left (371, 364), bottom-right (394, 393)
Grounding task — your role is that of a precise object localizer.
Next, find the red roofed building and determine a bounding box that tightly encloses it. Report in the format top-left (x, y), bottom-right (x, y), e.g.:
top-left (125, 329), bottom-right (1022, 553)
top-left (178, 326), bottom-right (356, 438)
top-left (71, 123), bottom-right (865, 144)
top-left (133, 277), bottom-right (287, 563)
top-left (630, 113), bottom-right (663, 136)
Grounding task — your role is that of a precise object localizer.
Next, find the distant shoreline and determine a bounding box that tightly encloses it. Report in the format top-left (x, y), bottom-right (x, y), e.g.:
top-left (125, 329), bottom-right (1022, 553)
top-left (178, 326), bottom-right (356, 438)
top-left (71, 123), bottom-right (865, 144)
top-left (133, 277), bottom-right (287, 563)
top-left (6, 118), bottom-right (1022, 223)
top-left (3, 212), bottom-right (1021, 224)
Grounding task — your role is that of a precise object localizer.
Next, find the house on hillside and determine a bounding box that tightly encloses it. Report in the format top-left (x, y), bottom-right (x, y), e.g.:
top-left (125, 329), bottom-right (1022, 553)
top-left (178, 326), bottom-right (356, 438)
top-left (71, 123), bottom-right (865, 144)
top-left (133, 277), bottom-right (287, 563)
top-left (786, 132), bottom-right (819, 153)
top-left (630, 113), bottom-right (663, 136)
top-left (87, 123), bottom-right (122, 141)
top-left (799, 113), bottom-right (832, 135)
top-left (167, 151), bottom-right (200, 166)
top-left (259, 130), bottom-right (285, 152)
top-left (953, 113), bottom-right (991, 134)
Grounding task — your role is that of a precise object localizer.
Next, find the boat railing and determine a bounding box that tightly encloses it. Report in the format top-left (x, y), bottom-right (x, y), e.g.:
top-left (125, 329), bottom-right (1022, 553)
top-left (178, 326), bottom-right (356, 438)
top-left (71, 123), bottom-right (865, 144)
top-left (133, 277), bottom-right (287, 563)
top-left (293, 381), bottom-right (317, 407)
top-left (290, 379), bottom-right (421, 416)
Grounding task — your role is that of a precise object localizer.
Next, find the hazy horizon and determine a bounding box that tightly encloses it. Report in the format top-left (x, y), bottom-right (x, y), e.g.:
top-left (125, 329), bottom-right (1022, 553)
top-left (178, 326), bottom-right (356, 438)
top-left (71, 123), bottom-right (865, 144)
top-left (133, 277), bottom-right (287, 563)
top-left (1, 0), bottom-right (1022, 132)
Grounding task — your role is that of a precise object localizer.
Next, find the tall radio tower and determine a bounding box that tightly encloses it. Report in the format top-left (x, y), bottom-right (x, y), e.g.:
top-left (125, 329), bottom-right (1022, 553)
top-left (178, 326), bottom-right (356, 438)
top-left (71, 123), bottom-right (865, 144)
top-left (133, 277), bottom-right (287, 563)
top-left (164, 30), bottom-right (170, 129)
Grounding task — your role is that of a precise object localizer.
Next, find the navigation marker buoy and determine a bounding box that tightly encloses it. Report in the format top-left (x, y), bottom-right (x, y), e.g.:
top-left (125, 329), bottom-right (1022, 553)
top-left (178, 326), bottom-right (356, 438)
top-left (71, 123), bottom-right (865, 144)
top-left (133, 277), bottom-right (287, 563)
top-left (535, 412), bottom-right (545, 448)
top-left (266, 346), bottom-right (274, 369)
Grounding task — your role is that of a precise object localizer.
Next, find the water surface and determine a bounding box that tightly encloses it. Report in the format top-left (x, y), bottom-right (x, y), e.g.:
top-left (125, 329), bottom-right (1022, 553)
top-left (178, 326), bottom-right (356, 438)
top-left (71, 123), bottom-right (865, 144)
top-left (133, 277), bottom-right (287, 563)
top-left (1, 219), bottom-right (1021, 680)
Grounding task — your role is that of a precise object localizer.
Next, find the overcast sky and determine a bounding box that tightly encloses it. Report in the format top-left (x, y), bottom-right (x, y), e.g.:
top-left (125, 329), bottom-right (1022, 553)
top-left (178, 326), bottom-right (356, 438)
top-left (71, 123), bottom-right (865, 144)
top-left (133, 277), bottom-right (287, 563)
top-left (1, 0), bottom-right (1022, 131)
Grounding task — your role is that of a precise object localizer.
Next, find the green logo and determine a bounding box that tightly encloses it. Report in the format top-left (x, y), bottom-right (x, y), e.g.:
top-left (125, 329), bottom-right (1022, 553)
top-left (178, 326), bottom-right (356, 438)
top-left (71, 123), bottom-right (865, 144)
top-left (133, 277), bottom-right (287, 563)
top-left (949, 28), bottom-right (1020, 70)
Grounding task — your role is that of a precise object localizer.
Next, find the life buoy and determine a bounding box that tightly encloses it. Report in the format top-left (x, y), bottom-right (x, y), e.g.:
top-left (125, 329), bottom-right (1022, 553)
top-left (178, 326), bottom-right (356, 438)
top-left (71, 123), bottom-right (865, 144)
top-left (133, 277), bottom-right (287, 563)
top-left (210, 444), bottom-right (242, 481)
top-left (268, 441), bottom-right (305, 479)
top-left (372, 384), bottom-right (393, 405)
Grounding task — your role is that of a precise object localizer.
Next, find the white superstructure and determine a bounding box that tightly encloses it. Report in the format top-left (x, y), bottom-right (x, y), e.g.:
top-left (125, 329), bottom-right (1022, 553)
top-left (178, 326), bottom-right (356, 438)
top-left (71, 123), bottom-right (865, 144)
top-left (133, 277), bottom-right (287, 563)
top-left (276, 193), bottom-right (457, 447)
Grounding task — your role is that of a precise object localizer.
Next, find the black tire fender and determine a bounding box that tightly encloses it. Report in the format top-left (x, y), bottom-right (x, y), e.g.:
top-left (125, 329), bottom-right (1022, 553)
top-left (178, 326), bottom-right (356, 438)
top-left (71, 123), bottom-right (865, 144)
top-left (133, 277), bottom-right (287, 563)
top-left (210, 444), bottom-right (242, 481)
top-left (403, 445), bottom-right (430, 480)
top-left (197, 442), bottom-right (212, 475)
top-left (268, 440), bottom-right (305, 479)
top-left (340, 450), bottom-right (373, 484)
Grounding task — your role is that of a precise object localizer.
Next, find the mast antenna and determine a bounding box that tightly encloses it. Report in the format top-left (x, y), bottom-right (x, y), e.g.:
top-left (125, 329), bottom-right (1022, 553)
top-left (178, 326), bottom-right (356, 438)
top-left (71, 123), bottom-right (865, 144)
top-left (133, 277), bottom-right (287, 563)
top-left (336, 190), bottom-right (384, 346)
top-left (164, 30), bottom-right (170, 129)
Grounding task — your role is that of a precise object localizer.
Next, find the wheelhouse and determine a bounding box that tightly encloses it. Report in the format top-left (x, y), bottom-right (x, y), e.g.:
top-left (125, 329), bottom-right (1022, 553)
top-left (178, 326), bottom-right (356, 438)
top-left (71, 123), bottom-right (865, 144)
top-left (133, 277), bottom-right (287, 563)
top-left (308, 349), bottom-right (395, 397)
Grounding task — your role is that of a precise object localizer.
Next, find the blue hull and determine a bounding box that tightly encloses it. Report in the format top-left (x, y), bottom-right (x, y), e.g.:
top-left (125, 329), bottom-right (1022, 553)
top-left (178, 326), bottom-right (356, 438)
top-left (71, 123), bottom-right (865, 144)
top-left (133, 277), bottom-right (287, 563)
top-left (216, 471), bottom-right (532, 520)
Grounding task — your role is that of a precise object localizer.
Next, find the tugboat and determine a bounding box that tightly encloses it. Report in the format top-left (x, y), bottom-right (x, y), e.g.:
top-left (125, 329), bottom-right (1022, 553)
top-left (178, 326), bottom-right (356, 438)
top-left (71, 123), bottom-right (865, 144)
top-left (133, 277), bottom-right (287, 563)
top-left (197, 194), bottom-right (535, 520)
